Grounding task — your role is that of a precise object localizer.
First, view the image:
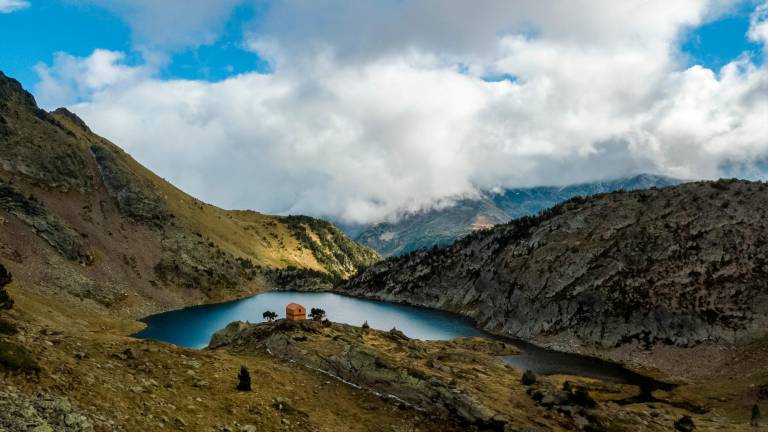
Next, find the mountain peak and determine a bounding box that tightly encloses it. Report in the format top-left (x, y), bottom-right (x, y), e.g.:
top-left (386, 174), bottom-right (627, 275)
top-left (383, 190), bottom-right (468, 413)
top-left (52, 107), bottom-right (91, 133)
top-left (0, 70), bottom-right (39, 111)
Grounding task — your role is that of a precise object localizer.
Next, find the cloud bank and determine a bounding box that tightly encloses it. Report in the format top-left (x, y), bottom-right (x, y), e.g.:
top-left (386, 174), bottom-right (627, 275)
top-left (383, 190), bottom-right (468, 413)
top-left (34, 0), bottom-right (768, 224)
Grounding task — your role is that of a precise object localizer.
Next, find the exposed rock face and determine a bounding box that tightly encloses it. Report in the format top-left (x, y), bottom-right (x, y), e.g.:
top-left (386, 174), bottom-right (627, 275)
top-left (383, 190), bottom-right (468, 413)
top-left (340, 180), bottom-right (768, 351)
top-left (89, 145), bottom-right (171, 228)
top-left (0, 182), bottom-right (93, 264)
top-left (152, 231), bottom-right (259, 293)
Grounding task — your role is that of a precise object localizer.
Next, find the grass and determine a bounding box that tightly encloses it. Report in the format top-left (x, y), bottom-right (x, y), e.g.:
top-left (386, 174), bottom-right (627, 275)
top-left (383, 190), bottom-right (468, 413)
top-left (0, 339), bottom-right (39, 374)
top-left (0, 317), bottom-right (17, 335)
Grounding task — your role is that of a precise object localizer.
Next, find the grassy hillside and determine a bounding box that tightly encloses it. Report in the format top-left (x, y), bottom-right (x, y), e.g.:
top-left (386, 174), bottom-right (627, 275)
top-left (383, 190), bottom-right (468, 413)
top-left (0, 70), bottom-right (379, 317)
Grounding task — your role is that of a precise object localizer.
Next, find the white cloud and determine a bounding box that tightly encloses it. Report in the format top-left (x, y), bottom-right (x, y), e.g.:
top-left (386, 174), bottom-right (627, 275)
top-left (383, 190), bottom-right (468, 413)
top-left (749, 1), bottom-right (768, 51)
top-left (33, 1), bottom-right (768, 224)
top-left (34, 50), bottom-right (152, 108)
top-left (84, 0), bottom-right (242, 51)
top-left (246, 0), bottom-right (719, 67)
top-left (0, 0), bottom-right (29, 13)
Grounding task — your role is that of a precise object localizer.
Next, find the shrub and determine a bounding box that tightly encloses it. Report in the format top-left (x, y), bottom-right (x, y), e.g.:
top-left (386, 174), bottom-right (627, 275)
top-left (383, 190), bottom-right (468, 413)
top-left (0, 317), bottom-right (17, 335)
top-left (0, 263), bottom-right (12, 310)
top-left (310, 308), bottom-right (326, 321)
top-left (236, 365), bottom-right (251, 391)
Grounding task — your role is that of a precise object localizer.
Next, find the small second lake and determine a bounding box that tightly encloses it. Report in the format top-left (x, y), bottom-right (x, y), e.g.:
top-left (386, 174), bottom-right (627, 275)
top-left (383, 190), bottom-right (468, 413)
top-left (134, 291), bottom-right (658, 387)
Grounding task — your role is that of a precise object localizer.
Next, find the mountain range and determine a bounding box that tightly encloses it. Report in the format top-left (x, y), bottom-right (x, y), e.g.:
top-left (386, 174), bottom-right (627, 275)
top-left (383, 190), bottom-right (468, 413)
top-left (352, 174), bottom-right (682, 256)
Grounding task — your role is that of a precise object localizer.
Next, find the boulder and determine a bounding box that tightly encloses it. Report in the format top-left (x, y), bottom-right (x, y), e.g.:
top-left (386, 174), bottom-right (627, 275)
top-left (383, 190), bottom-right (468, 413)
top-left (674, 415), bottom-right (695, 432)
top-left (521, 370), bottom-right (537, 386)
top-left (569, 387), bottom-right (596, 408)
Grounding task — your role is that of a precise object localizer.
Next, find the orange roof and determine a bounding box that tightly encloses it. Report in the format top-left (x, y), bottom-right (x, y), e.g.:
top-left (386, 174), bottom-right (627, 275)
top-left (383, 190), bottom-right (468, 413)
top-left (286, 303), bottom-right (304, 311)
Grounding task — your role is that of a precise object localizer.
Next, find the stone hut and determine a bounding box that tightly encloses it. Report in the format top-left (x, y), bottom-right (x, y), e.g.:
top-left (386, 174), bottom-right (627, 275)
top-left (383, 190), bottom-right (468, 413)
top-left (286, 303), bottom-right (306, 321)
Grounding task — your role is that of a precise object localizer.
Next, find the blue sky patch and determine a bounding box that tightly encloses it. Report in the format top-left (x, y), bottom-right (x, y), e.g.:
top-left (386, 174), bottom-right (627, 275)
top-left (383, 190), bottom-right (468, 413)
top-left (681, 1), bottom-right (764, 70)
top-left (0, 1), bottom-right (765, 94)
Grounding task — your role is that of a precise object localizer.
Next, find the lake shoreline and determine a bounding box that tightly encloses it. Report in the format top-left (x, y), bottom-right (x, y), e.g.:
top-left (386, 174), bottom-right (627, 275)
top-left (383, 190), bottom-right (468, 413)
top-left (133, 289), bottom-right (671, 390)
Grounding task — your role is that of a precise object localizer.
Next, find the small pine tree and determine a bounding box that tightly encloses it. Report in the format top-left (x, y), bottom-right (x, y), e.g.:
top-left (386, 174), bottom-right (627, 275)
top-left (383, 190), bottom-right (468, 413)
top-left (237, 365), bottom-right (251, 391)
top-left (310, 307), bottom-right (326, 321)
top-left (362, 320), bottom-right (370, 330)
top-left (0, 263), bottom-right (13, 310)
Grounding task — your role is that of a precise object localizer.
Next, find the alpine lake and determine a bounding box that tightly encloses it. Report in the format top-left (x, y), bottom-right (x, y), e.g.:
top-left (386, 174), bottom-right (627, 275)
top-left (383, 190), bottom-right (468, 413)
top-left (134, 291), bottom-right (659, 388)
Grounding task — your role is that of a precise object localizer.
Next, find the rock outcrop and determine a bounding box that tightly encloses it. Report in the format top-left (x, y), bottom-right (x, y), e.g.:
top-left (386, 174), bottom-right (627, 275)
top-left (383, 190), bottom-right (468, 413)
top-left (210, 319), bottom-right (522, 429)
top-left (340, 180), bottom-right (768, 352)
top-left (0, 388), bottom-right (95, 432)
top-left (89, 144), bottom-right (171, 229)
top-left (0, 182), bottom-right (93, 264)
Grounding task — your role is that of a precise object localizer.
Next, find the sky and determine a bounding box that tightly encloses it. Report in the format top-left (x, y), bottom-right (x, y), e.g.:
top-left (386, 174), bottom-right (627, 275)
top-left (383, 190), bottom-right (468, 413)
top-left (1, 0), bottom-right (767, 224)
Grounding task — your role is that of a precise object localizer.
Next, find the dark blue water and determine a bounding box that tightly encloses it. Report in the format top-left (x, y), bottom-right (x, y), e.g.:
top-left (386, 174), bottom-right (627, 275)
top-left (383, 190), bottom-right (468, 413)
top-left (134, 291), bottom-right (661, 387)
top-left (134, 291), bottom-right (483, 348)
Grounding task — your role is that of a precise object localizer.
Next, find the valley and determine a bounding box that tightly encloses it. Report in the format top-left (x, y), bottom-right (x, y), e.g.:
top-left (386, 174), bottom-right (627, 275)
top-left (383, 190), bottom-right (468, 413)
top-left (0, 69), bottom-right (766, 431)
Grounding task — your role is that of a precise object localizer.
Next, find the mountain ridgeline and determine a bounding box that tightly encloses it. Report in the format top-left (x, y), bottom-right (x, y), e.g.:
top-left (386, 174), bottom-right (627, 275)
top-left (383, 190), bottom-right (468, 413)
top-left (0, 71), bottom-right (378, 316)
top-left (340, 180), bottom-right (768, 356)
top-left (354, 174), bottom-right (682, 256)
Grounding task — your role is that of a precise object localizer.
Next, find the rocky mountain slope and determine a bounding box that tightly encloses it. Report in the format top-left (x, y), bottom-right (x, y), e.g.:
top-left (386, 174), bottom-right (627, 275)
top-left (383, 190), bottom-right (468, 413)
top-left (340, 180), bottom-right (768, 364)
top-left (0, 70), bottom-right (379, 317)
top-left (354, 174), bottom-right (681, 256)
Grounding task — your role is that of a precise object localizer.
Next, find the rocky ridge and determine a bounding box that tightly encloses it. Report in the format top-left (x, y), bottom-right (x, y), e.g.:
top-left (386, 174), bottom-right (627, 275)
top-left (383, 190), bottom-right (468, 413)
top-left (340, 180), bottom-right (768, 365)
